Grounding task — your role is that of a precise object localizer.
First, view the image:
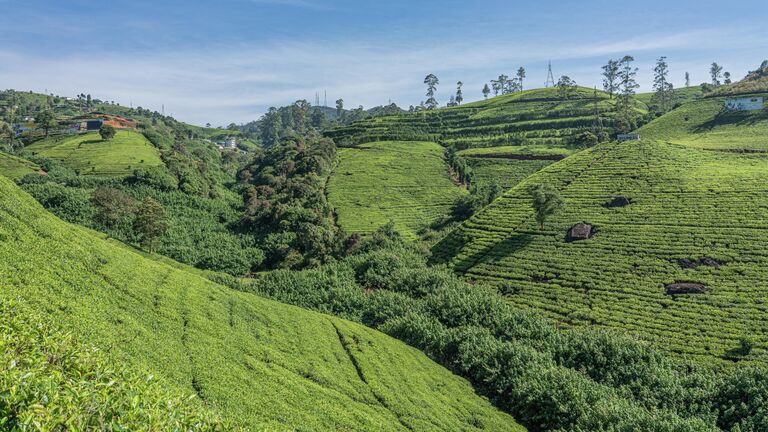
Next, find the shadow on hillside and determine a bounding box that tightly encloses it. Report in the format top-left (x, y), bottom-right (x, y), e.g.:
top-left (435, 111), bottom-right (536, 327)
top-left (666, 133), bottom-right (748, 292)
top-left (693, 111), bottom-right (767, 132)
top-left (450, 233), bottom-right (534, 273)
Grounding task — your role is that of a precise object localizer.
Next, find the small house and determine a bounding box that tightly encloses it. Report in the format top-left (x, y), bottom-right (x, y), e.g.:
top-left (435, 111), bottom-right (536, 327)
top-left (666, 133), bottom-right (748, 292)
top-left (724, 97), bottom-right (764, 111)
top-left (617, 134), bottom-right (641, 142)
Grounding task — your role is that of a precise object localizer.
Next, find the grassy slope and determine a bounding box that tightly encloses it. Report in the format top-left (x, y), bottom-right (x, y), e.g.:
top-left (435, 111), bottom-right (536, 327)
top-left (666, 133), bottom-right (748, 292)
top-left (327, 141), bottom-right (467, 238)
top-left (432, 139), bottom-right (768, 363)
top-left (24, 130), bottom-right (163, 177)
top-left (636, 86), bottom-right (704, 106)
top-left (0, 298), bottom-right (226, 430)
top-left (456, 145), bottom-right (576, 189)
top-left (638, 92), bottom-right (768, 150)
top-left (328, 87), bottom-right (646, 191)
top-left (0, 151), bottom-right (39, 179)
top-left (328, 87), bottom-right (645, 150)
top-left (0, 175), bottom-right (522, 431)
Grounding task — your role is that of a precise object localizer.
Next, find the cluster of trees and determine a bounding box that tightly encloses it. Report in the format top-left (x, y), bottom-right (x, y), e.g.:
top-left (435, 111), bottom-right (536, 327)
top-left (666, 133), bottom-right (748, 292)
top-left (556, 75), bottom-right (578, 99)
top-left (258, 100), bottom-right (316, 147)
top-left (213, 231), bottom-right (768, 432)
top-left (483, 67), bottom-right (527, 98)
top-left (238, 132), bottom-right (345, 269)
top-left (18, 127), bottom-right (261, 275)
top-left (601, 55), bottom-right (642, 132)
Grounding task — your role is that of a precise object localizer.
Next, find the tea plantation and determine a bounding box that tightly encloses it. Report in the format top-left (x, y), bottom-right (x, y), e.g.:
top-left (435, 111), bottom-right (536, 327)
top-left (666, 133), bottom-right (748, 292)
top-left (327, 87), bottom-right (645, 150)
top-left (23, 130), bottom-right (163, 177)
top-left (433, 139), bottom-right (768, 362)
top-left (0, 175), bottom-right (523, 431)
top-left (327, 140), bottom-right (467, 238)
top-left (0, 151), bottom-right (38, 179)
top-left (455, 145), bottom-right (575, 189)
top-left (638, 92), bottom-right (768, 150)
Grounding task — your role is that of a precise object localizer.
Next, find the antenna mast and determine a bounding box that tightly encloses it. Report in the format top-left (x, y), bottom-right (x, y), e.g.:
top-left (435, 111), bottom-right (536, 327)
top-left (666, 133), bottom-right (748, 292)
top-left (545, 61), bottom-right (555, 87)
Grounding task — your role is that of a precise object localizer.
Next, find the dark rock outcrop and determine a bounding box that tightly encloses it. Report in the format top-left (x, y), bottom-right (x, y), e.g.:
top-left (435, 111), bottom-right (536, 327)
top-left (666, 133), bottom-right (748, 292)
top-left (677, 257), bottom-right (722, 270)
top-left (603, 196), bottom-right (632, 208)
top-left (566, 223), bottom-right (595, 242)
top-left (665, 283), bottom-right (708, 295)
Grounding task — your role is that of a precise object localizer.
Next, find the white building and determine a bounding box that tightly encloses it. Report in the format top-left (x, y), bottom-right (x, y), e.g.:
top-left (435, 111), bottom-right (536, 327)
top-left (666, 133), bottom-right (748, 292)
top-left (724, 97), bottom-right (764, 111)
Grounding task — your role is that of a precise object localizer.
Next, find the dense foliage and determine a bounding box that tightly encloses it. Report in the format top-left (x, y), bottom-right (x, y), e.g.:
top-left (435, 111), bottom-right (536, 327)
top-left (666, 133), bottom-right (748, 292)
top-left (239, 132), bottom-right (344, 269)
top-left (224, 230), bottom-right (768, 432)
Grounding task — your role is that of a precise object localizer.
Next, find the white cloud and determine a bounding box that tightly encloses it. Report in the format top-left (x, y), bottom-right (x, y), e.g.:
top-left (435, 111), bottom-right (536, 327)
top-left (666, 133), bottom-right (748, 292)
top-left (0, 26), bottom-right (763, 125)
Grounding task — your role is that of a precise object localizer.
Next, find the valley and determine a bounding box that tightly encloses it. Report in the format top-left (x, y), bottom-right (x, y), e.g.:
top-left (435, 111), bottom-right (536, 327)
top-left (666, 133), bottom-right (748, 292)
top-left (2, 4), bottom-right (768, 429)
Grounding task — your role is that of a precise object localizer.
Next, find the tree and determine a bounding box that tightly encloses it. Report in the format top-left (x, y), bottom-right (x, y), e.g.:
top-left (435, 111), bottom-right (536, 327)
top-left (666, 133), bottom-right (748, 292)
top-left (497, 74), bottom-right (510, 94)
top-left (260, 107), bottom-right (282, 147)
top-left (710, 62), bottom-right (723, 86)
top-left (455, 81), bottom-right (464, 105)
top-left (602, 59), bottom-right (620, 98)
top-left (290, 100), bottom-right (311, 133)
top-left (310, 107), bottom-right (326, 129)
top-left (447, 95), bottom-right (457, 107)
top-left (516, 67), bottom-right (527, 91)
top-left (482, 84), bottom-right (491, 99)
top-left (616, 55), bottom-right (639, 133)
top-left (99, 124), bottom-right (117, 140)
top-left (685, 72), bottom-right (690, 87)
top-left (36, 109), bottom-right (56, 137)
top-left (651, 56), bottom-right (675, 113)
top-left (531, 184), bottom-right (563, 230)
top-left (491, 80), bottom-right (501, 96)
top-left (335, 98), bottom-right (344, 121)
top-left (557, 75), bottom-right (577, 100)
top-left (133, 197), bottom-right (168, 252)
top-left (424, 74), bottom-right (439, 109)
top-left (724, 71), bottom-right (732, 85)
top-left (92, 187), bottom-right (137, 229)
top-left (0, 121), bottom-right (15, 151)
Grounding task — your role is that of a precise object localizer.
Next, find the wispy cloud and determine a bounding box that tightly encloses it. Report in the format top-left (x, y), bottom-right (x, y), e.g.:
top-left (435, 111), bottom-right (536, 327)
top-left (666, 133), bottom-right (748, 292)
top-left (245, 0), bottom-right (326, 9)
top-left (0, 26), bottom-right (762, 125)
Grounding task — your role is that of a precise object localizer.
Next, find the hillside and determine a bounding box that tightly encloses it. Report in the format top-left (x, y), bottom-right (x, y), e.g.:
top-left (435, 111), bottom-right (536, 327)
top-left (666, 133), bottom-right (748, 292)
top-left (327, 87), bottom-right (644, 150)
top-left (0, 175), bottom-right (523, 430)
top-left (432, 139), bottom-right (768, 362)
top-left (639, 91), bottom-right (768, 151)
top-left (0, 150), bottom-right (39, 179)
top-left (327, 87), bottom-right (646, 195)
top-left (327, 141), bottom-right (467, 239)
top-left (455, 145), bottom-right (576, 189)
top-left (24, 130), bottom-right (163, 177)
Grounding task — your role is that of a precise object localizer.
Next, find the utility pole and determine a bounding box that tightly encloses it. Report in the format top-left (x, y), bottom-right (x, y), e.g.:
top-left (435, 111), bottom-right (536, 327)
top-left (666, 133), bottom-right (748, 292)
top-left (545, 61), bottom-right (555, 88)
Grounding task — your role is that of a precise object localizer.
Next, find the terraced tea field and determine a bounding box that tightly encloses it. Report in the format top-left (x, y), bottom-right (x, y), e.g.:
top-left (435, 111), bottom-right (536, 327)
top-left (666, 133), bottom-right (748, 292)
top-left (639, 92), bottom-right (768, 151)
top-left (433, 140), bottom-right (768, 362)
top-left (24, 130), bottom-right (163, 177)
top-left (456, 145), bottom-right (575, 189)
top-left (0, 175), bottom-right (522, 431)
top-left (328, 87), bottom-right (646, 151)
top-left (327, 141), bottom-right (467, 238)
top-left (0, 151), bottom-right (39, 179)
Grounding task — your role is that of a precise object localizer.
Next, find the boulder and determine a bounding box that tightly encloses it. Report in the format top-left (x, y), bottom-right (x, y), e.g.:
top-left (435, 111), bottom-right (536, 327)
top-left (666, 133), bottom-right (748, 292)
top-left (677, 258), bottom-right (698, 269)
top-left (566, 223), bottom-right (595, 242)
top-left (676, 257), bottom-right (722, 269)
top-left (698, 256), bottom-right (721, 269)
top-left (603, 196), bottom-right (632, 208)
top-left (665, 283), bottom-right (707, 295)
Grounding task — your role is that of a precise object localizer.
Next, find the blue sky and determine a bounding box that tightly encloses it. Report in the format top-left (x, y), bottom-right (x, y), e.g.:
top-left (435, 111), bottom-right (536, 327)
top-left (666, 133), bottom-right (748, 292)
top-left (0, 0), bottom-right (766, 125)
